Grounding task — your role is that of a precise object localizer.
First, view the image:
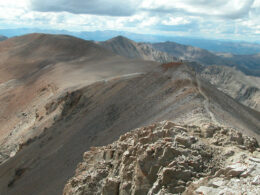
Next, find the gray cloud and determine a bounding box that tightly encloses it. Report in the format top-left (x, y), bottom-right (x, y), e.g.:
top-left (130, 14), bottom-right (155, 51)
top-left (186, 0), bottom-right (230, 7)
top-left (4, 0), bottom-right (257, 42)
top-left (224, 0), bottom-right (255, 19)
top-left (30, 0), bottom-right (138, 16)
top-left (143, 0), bottom-right (255, 20)
top-left (29, 0), bottom-right (257, 20)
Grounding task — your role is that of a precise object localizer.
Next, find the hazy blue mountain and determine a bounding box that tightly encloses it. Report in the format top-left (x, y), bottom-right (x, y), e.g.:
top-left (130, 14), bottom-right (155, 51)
top-left (169, 37), bottom-right (260, 55)
top-left (153, 41), bottom-right (260, 76)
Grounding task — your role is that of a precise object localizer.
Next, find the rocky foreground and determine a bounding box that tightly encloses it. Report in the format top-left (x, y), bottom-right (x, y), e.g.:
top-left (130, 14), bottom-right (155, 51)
top-left (63, 121), bottom-right (260, 195)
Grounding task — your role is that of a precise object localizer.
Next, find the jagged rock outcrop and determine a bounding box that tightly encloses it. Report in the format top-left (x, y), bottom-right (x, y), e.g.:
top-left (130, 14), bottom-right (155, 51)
top-left (185, 152), bottom-right (260, 194)
top-left (63, 121), bottom-right (259, 195)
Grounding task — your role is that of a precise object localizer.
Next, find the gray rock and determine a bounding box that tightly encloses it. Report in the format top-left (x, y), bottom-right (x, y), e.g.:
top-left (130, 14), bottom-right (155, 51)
top-left (63, 121), bottom-right (260, 195)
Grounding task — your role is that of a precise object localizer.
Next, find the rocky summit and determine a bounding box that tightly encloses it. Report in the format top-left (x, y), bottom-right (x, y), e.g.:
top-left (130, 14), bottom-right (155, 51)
top-left (63, 121), bottom-right (260, 195)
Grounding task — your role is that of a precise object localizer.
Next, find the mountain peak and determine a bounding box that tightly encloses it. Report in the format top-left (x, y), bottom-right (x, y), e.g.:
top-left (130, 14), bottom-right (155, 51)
top-left (107, 35), bottom-right (135, 44)
top-left (99, 36), bottom-right (177, 62)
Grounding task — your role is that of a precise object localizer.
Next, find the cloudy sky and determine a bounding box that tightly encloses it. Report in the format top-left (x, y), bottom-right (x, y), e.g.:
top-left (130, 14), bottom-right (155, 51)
top-left (0, 0), bottom-right (260, 41)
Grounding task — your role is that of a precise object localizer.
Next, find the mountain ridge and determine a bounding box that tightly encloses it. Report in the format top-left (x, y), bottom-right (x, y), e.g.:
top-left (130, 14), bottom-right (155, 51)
top-left (0, 33), bottom-right (158, 164)
top-left (0, 61), bottom-right (259, 195)
top-left (1, 28), bottom-right (260, 54)
top-left (0, 33), bottom-right (259, 195)
top-left (99, 36), bottom-right (177, 63)
top-left (98, 36), bottom-right (260, 112)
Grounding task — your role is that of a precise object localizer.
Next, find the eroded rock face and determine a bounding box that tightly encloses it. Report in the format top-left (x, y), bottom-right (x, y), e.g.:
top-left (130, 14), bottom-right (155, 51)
top-left (63, 121), bottom-right (259, 195)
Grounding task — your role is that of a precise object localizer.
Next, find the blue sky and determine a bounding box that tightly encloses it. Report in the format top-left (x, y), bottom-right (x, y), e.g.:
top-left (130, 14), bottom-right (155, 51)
top-left (0, 0), bottom-right (260, 41)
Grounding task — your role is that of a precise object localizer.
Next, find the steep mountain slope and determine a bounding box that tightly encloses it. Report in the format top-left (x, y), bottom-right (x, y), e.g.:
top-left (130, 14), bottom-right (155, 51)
top-left (0, 34), bottom-right (259, 195)
top-left (99, 36), bottom-right (177, 63)
top-left (98, 37), bottom-right (260, 112)
top-left (153, 41), bottom-right (227, 65)
top-left (0, 33), bottom-right (158, 164)
top-left (0, 35), bottom-right (7, 41)
top-left (0, 33), bottom-right (156, 84)
top-left (0, 62), bottom-right (259, 195)
top-left (216, 52), bottom-right (260, 75)
top-left (198, 65), bottom-right (260, 112)
top-left (153, 42), bottom-right (260, 76)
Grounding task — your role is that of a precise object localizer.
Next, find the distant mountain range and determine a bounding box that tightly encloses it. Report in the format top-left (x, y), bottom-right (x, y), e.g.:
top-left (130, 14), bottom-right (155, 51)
top-left (1, 28), bottom-right (260, 55)
top-left (152, 41), bottom-right (260, 76)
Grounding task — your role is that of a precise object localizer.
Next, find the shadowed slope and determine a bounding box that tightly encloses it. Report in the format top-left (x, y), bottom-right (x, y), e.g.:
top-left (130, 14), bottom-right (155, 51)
top-left (199, 65), bottom-right (260, 112)
top-left (0, 33), bottom-right (157, 83)
top-left (153, 42), bottom-right (227, 66)
top-left (99, 36), bottom-right (260, 112)
top-left (0, 63), bottom-right (259, 195)
top-left (153, 42), bottom-right (260, 76)
top-left (0, 33), bottom-right (158, 164)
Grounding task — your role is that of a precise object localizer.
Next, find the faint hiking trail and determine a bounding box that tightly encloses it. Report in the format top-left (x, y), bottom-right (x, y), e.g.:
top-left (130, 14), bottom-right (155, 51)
top-left (196, 75), bottom-right (219, 125)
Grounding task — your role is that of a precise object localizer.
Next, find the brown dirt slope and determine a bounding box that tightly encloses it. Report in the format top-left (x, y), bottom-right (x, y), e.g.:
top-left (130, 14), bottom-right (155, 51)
top-left (0, 62), bottom-right (259, 195)
top-left (0, 33), bottom-right (158, 163)
top-left (100, 37), bottom-right (260, 112)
